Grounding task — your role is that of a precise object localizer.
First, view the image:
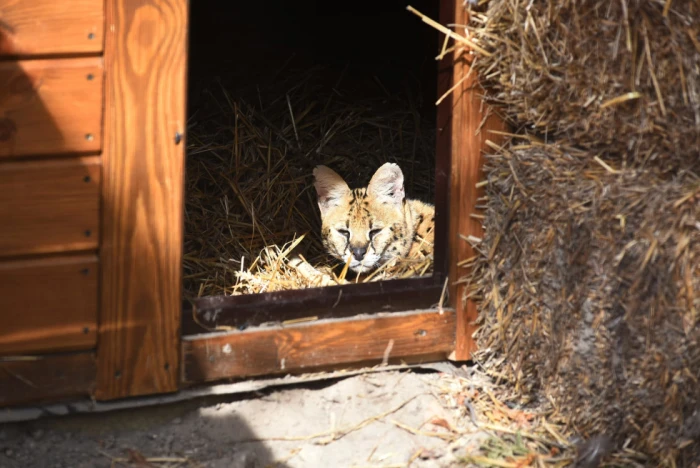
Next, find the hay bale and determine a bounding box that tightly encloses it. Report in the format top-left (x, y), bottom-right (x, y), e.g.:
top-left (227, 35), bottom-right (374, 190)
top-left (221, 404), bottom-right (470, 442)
top-left (467, 141), bottom-right (700, 465)
top-left (184, 68), bottom-right (436, 299)
top-left (466, 0), bottom-right (700, 169)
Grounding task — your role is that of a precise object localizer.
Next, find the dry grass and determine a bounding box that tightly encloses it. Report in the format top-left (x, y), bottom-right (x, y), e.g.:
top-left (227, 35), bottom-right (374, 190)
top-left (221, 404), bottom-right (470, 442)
top-left (426, 367), bottom-right (578, 467)
top-left (223, 234), bottom-right (434, 296)
top-left (183, 67), bottom-right (436, 300)
top-left (407, 1), bottom-right (700, 464)
top-left (465, 141), bottom-right (699, 466)
top-left (462, 0), bottom-right (700, 171)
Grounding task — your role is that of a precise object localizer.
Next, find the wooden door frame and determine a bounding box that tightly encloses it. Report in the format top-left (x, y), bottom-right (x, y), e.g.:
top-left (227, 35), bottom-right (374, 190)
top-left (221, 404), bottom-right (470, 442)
top-left (93, 0), bottom-right (503, 400)
top-left (439, 0), bottom-right (507, 360)
top-left (96, 0), bottom-right (189, 400)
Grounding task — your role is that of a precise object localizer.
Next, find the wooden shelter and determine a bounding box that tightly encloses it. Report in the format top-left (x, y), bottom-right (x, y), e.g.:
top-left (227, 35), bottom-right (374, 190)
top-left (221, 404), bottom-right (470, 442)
top-left (0, 0), bottom-right (504, 409)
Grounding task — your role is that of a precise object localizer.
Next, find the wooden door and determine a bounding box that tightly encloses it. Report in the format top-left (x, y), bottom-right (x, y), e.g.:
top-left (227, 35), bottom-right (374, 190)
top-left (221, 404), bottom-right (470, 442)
top-left (0, 0), bottom-right (104, 407)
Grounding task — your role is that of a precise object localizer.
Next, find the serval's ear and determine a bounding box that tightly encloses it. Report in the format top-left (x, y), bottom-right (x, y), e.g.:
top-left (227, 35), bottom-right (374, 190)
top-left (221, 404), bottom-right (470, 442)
top-left (367, 163), bottom-right (405, 208)
top-left (313, 165), bottom-right (351, 217)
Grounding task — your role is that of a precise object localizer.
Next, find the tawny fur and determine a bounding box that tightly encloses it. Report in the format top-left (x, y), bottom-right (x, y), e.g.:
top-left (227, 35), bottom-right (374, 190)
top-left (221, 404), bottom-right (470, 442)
top-left (313, 163), bottom-right (434, 273)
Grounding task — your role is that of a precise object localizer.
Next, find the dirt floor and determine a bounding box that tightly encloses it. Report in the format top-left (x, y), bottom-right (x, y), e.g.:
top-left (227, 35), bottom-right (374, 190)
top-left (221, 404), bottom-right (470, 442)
top-left (0, 366), bottom-right (494, 468)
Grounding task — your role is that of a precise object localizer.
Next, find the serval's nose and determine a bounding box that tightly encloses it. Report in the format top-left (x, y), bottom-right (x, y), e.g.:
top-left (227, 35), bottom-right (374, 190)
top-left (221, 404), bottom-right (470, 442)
top-left (351, 246), bottom-right (368, 261)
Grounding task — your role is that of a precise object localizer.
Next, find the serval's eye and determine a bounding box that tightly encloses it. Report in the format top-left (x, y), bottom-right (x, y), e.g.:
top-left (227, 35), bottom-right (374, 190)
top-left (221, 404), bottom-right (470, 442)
top-left (369, 229), bottom-right (382, 240)
top-left (337, 229), bottom-right (350, 239)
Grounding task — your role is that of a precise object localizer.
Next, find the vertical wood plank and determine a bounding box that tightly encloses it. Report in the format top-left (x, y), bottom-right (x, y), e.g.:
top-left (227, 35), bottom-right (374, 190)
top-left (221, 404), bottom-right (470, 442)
top-left (441, 2), bottom-right (507, 360)
top-left (96, 0), bottom-right (188, 400)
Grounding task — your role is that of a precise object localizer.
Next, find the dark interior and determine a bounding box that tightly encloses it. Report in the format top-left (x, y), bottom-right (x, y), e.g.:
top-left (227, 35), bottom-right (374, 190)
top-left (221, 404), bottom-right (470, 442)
top-left (183, 0), bottom-right (447, 333)
top-left (188, 0), bottom-right (439, 120)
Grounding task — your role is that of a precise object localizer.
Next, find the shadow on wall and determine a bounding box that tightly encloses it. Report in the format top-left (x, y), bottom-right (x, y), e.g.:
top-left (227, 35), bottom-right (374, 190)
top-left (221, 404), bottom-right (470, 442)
top-left (0, 60), bottom-right (65, 156)
top-left (0, 33), bottom-right (102, 405)
top-left (0, 32), bottom-right (102, 159)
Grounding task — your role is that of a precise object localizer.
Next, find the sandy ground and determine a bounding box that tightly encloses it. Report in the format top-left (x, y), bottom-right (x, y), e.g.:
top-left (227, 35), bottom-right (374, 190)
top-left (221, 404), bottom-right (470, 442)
top-left (0, 368), bottom-right (489, 468)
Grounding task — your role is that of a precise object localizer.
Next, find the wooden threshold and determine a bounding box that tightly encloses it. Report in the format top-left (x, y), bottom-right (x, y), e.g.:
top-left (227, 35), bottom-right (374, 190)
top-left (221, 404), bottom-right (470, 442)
top-left (0, 352), bottom-right (96, 408)
top-left (182, 309), bottom-right (455, 384)
top-left (187, 277), bottom-right (445, 334)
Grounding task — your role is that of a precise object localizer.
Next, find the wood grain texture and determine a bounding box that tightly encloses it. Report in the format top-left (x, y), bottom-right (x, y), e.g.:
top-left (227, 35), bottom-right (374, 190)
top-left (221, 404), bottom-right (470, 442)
top-left (441, 2), bottom-right (507, 360)
top-left (0, 255), bottom-right (98, 355)
top-left (0, 352), bottom-right (96, 407)
top-left (182, 310), bottom-right (456, 384)
top-left (96, 0), bottom-right (188, 400)
top-left (0, 156), bottom-right (100, 256)
top-left (0, 0), bottom-right (103, 57)
top-left (0, 58), bottom-right (103, 158)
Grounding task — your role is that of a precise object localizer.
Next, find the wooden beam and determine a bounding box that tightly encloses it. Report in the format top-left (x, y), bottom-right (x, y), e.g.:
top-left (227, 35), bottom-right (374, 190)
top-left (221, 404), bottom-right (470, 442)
top-left (0, 0), bottom-right (103, 57)
top-left (96, 0), bottom-right (188, 400)
top-left (0, 255), bottom-right (98, 356)
top-left (0, 157), bottom-right (100, 257)
top-left (0, 352), bottom-right (96, 408)
top-left (441, 1), bottom-right (507, 360)
top-left (182, 310), bottom-right (456, 384)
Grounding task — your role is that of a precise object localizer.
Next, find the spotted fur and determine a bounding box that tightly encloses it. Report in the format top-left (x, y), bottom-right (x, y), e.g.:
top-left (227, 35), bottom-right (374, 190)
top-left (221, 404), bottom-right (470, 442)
top-left (313, 163), bottom-right (434, 273)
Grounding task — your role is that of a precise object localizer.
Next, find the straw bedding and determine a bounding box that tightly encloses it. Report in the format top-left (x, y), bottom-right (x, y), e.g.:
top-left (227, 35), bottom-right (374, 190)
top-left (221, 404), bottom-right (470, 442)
top-left (433, 0), bottom-right (700, 464)
top-left (183, 68), bottom-right (436, 300)
top-left (466, 0), bottom-right (700, 171)
top-left (468, 143), bottom-right (699, 465)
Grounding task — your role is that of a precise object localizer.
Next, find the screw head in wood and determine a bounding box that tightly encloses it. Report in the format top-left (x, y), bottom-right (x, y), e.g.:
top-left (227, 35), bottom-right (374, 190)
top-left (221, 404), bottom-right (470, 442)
top-left (88, 33), bottom-right (95, 40)
top-left (83, 327), bottom-right (90, 334)
top-left (84, 175), bottom-right (91, 183)
top-left (174, 132), bottom-right (182, 145)
top-left (85, 133), bottom-right (94, 141)
top-left (87, 74), bottom-right (94, 81)
top-left (85, 230), bottom-right (92, 237)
